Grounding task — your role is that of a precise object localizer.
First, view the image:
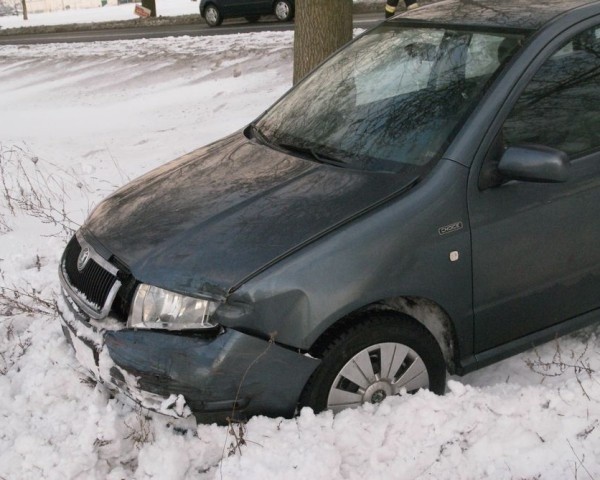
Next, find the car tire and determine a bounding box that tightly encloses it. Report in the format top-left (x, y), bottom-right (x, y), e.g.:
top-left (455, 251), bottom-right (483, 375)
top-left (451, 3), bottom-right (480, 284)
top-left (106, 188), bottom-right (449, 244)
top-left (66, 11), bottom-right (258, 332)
top-left (300, 314), bottom-right (446, 414)
top-left (273, 0), bottom-right (294, 21)
top-left (245, 15), bottom-right (260, 23)
top-left (203, 4), bottom-right (223, 27)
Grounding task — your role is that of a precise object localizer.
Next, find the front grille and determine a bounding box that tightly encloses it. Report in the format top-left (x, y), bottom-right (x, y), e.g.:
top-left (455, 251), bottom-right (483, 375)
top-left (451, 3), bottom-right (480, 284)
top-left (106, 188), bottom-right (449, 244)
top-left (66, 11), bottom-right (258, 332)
top-left (62, 235), bottom-right (120, 316)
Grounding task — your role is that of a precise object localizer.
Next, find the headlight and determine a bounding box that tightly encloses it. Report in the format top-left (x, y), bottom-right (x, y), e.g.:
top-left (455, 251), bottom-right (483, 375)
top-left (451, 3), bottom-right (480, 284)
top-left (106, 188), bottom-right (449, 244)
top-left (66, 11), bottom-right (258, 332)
top-left (127, 284), bottom-right (219, 331)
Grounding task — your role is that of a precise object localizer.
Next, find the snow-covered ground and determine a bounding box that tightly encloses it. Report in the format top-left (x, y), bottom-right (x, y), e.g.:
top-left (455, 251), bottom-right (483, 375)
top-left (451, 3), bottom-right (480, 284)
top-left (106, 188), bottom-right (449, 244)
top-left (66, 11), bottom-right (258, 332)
top-left (0, 0), bottom-right (200, 28)
top-left (1, 26), bottom-right (600, 480)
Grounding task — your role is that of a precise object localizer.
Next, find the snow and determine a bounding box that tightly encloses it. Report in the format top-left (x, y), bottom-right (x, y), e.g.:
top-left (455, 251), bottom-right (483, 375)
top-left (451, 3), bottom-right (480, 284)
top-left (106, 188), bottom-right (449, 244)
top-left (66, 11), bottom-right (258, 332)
top-left (0, 0), bottom-right (202, 29)
top-left (2, 21), bottom-right (600, 480)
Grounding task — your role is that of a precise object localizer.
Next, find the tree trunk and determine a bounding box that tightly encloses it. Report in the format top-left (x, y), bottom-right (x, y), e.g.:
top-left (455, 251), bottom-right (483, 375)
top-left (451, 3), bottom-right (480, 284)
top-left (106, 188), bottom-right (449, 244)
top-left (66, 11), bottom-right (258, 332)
top-left (141, 0), bottom-right (156, 17)
top-left (21, 0), bottom-right (27, 20)
top-left (293, 0), bottom-right (352, 85)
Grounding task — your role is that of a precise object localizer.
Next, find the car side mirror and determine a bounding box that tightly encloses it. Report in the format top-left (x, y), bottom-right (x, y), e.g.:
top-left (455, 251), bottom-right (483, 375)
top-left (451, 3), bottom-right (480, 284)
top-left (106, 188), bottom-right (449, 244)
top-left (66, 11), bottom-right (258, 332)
top-left (498, 144), bottom-right (570, 183)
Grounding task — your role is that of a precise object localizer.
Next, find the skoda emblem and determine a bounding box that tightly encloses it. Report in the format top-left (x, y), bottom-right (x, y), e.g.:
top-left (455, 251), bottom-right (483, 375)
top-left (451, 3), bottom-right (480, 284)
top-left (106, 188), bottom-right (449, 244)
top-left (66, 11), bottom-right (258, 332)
top-left (77, 247), bottom-right (91, 272)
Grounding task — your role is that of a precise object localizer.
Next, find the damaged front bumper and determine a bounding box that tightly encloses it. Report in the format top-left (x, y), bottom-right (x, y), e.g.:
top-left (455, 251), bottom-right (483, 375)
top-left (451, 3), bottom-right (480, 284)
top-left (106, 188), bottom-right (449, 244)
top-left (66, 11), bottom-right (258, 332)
top-left (57, 292), bottom-right (320, 424)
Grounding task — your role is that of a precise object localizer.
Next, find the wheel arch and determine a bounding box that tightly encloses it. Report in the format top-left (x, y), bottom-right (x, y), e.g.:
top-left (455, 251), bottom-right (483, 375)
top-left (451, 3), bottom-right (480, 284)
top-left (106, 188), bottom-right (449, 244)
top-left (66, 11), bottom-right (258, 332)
top-left (200, 1), bottom-right (213, 16)
top-left (307, 295), bottom-right (459, 374)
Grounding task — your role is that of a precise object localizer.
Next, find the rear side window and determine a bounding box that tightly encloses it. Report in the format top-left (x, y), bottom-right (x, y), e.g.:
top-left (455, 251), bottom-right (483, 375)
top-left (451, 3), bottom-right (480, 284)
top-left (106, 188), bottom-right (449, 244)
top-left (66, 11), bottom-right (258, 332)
top-left (503, 25), bottom-right (600, 157)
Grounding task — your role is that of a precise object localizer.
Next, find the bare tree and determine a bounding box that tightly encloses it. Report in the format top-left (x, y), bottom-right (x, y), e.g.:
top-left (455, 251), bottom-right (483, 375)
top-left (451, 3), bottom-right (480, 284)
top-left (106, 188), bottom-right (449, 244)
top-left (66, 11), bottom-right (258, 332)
top-left (21, 0), bottom-right (27, 20)
top-left (293, 0), bottom-right (353, 84)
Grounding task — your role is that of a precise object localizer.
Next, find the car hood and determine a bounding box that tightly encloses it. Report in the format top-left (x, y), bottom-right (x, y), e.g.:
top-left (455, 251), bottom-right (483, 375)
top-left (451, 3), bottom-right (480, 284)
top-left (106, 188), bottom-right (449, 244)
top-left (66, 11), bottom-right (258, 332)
top-left (84, 132), bottom-right (415, 298)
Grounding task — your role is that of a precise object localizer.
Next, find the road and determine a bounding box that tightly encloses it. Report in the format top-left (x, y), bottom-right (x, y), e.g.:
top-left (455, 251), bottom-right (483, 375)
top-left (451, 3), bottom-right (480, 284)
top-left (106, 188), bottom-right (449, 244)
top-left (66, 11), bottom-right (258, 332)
top-left (0, 12), bottom-right (383, 44)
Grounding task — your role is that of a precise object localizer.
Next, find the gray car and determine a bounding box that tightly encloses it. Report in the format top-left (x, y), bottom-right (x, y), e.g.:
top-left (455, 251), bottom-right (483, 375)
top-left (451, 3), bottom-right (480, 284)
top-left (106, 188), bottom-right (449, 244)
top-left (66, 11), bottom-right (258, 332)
top-left (59, 0), bottom-right (600, 423)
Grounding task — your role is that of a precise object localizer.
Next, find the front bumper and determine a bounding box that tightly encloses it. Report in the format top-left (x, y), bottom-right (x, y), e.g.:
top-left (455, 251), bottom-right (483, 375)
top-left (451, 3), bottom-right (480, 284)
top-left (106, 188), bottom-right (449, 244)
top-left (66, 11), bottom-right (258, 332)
top-left (57, 292), bottom-right (320, 424)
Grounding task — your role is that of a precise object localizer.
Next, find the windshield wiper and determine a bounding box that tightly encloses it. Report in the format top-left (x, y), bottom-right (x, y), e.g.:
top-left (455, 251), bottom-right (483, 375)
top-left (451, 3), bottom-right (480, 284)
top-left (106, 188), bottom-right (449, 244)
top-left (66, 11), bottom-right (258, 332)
top-left (248, 123), bottom-right (275, 148)
top-left (248, 127), bottom-right (349, 167)
top-left (277, 143), bottom-right (348, 168)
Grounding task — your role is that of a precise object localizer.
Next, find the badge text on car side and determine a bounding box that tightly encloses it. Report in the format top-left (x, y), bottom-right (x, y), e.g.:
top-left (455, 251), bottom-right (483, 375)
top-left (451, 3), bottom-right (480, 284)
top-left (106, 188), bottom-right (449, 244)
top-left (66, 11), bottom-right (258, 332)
top-left (438, 222), bottom-right (464, 236)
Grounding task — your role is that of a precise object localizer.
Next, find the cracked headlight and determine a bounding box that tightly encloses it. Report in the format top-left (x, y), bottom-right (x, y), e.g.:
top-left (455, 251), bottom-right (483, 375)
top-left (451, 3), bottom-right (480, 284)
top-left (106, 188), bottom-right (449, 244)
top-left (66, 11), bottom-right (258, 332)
top-left (127, 284), bottom-right (219, 331)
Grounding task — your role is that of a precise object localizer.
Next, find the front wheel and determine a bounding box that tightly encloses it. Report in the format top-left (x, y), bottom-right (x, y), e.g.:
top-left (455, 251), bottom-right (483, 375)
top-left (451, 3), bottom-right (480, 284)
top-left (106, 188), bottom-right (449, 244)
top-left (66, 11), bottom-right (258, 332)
top-left (273, 0), bottom-right (293, 21)
top-left (203, 4), bottom-right (223, 27)
top-left (300, 314), bottom-right (446, 414)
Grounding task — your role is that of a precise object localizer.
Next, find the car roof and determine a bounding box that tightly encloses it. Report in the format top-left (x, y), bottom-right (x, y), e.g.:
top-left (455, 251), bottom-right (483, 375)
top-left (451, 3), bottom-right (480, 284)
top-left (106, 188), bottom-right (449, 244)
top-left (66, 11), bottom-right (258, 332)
top-left (395, 0), bottom-right (600, 31)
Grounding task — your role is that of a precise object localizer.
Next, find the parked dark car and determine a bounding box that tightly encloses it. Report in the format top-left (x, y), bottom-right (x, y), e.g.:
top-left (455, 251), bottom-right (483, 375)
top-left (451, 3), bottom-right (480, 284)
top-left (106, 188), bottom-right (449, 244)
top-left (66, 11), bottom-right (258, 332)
top-left (199, 0), bottom-right (294, 26)
top-left (59, 0), bottom-right (600, 423)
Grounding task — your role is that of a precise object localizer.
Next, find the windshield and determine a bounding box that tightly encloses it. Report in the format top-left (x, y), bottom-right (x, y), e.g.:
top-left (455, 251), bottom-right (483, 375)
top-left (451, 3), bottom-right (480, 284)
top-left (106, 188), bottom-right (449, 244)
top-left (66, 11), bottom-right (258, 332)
top-left (255, 24), bottom-right (526, 173)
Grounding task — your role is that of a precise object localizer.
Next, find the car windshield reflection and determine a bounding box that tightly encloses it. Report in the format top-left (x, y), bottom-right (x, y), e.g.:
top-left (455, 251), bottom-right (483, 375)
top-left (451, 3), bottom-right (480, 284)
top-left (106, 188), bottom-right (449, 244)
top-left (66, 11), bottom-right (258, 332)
top-left (256, 24), bottom-right (526, 173)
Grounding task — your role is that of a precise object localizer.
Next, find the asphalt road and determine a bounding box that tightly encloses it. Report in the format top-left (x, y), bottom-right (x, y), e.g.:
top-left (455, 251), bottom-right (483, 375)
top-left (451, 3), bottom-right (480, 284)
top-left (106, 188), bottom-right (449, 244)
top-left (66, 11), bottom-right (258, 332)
top-left (0, 12), bottom-right (383, 44)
